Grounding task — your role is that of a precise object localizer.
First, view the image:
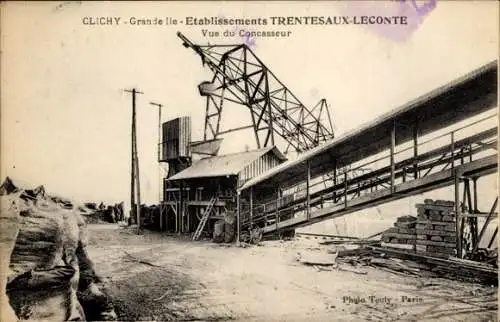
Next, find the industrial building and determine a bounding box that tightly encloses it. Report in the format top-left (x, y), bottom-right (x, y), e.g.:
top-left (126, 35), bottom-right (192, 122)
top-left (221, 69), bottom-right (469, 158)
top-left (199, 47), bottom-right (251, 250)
top-left (156, 113), bottom-right (290, 238)
top-left (161, 137), bottom-right (287, 237)
top-left (145, 33), bottom-right (497, 267)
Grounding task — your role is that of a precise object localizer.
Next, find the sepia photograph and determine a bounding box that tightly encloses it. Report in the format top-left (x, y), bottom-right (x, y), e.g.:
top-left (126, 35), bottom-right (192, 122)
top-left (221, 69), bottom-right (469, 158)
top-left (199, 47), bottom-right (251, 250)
top-left (1, 1), bottom-right (498, 321)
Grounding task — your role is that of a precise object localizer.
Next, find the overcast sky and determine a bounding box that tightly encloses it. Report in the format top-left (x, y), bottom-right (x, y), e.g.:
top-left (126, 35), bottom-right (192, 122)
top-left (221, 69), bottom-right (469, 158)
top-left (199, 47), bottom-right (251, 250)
top-left (1, 1), bottom-right (498, 210)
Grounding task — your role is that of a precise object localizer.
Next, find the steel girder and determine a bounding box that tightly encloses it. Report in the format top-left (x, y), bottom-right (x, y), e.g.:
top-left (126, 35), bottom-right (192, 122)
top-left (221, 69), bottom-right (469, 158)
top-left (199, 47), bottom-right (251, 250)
top-left (178, 32), bottom-right (335, 154)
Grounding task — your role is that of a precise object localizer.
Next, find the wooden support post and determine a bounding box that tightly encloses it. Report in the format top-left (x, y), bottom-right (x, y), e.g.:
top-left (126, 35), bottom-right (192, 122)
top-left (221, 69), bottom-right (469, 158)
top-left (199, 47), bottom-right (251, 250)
top-left (454, 170), bottom-right (462, 258)
top-left (179, 182), bottom-right (183, 234)
top-left (474, 197), bottom-right (498, 253)
top-left (125, 88), bottom-right (143, 231)
top-left (174, 205), bottom-right (178, 233)
top-left (390, 120), bottom-right (395, 193)
top-left (263, 204), bottom-right (267, 227)
top-left (488, 226), bottom-right (498, 249)
top-left (134, 127), bottom-right (142, 232)
top-left (186, 187), bottom-right (190, 233)
top-left (413, 120), bottom-right (418, 179)
top-left (450, 132), bottom-right (455, 169)
top-left (306, 161), bottom-right (311, 220)
top-left (462, 179), bottom-right (467, 214)
top-left (276, 188), bottom-right (280, 233)
top-left (130, 138), bottom-right (135, 226)
top-left (150, 102), bottom-right (164, 233)
top-left (473, 177), bottom-right (478, 212)
top-left (463, 178), bottom-right (476, 248)
top-left (236, 190), bottom-right (241, 245)
top-left (472, 177), bottom-right (479, 245)
top-left (249, 187), bottom-right (254, 228)
top-left (344, 172), bottom-right (348, 208)
top-left (465, 179), bottom-right (473, 212)
top-left (159, 203), bottom-right (163, 231)
top-left (333, 160), bottom-right (337, 203)
top-left (459, 206), bottom-right (466, 255)
top-left (174, 193), bottom-right (178, 233)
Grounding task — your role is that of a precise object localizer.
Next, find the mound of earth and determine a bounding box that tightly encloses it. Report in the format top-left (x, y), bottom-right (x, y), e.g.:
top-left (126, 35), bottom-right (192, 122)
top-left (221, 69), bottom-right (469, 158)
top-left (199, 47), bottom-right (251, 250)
top-left (0, 177), bottom-right (116, 321)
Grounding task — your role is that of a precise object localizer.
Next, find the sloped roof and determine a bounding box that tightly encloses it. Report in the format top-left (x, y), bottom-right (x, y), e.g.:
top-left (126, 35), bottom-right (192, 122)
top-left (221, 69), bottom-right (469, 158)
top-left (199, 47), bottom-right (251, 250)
top-left (167, 146), bottom-right (286, 181)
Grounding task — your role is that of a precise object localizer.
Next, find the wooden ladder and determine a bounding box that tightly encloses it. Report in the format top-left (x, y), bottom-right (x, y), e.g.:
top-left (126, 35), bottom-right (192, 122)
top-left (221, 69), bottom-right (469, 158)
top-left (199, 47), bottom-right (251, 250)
top-left (192, 196), bottom-right (217, 240)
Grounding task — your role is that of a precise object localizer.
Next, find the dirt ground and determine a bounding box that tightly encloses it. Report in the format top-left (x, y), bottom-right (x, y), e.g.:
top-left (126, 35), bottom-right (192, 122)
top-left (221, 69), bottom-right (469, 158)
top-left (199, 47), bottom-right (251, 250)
top-left (86, 224), bottom-right (498, 322)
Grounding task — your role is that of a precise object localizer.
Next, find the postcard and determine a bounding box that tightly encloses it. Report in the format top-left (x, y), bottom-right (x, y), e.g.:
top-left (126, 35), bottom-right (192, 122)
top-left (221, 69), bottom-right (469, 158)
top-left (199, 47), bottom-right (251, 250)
top-left (1, 1), bottom-right (498, 321)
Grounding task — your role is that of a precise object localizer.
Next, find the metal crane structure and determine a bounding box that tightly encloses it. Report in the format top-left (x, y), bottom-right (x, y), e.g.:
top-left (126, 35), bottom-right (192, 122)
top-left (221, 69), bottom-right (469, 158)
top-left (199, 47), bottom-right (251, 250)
top-left (177, 32), bottom-right (335, 155)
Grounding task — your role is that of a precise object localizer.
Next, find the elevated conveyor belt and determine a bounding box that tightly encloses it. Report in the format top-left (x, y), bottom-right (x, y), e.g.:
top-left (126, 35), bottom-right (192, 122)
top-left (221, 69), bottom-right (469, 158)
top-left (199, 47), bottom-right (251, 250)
top-left (236, 61), bottom-right (498, 237)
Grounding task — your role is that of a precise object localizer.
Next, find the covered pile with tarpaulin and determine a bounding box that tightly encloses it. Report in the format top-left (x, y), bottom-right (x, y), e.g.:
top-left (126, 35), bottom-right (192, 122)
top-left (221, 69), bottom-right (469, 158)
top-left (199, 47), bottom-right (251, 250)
top-left (0, 177), bottom-right (116, 321)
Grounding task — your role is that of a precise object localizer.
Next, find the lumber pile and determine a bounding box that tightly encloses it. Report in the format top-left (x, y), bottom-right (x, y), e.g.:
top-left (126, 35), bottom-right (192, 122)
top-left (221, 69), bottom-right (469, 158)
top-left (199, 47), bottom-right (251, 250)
top-left (299, 247), bottom-right (434, 277)
top-left (296, 242), bottom-right (497, 284)
top-left (380, 199), bottom-right (458, 257)
top-left (369, 246), bottom-right (498, 285)
top-left (381, 215), bottom-right (417, 250)
top-left (415, 199), bottom-right (457, 258)
top-left (334, 247), bottom-right (435, 277)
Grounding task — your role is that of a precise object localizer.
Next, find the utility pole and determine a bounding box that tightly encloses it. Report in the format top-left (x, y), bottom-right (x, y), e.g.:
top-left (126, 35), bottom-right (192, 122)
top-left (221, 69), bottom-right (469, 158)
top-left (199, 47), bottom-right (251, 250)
top-left (150, 102), bottom-right (164, 203)
top-left (150, 102), bottom-right (163, 162)
top-left (125, 88), bottom-right (143, 234)
top-left (151, 101), bottom-right (165, 232)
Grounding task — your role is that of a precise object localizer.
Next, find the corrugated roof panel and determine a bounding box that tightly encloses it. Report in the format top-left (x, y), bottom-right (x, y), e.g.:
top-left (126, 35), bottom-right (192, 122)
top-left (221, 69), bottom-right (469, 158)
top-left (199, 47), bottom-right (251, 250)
top-left (166, 146), bottom-right (286, 181)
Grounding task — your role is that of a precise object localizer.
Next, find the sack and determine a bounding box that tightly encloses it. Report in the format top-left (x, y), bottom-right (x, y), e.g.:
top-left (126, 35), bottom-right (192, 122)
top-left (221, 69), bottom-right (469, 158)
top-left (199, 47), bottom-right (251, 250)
top-left (224, 222), bottom-right (235, 243)
top-left (212, 220), bottom-right (225, 243)
top-left (7, 265), bottom-right (82, 321)
top-left (7, 200), bottom-right (84, 321)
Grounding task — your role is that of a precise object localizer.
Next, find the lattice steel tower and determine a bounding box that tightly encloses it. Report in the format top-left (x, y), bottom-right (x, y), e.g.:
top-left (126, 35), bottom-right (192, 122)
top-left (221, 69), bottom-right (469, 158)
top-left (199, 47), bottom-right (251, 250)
top-left (177, 32), bottom-right (335, 155)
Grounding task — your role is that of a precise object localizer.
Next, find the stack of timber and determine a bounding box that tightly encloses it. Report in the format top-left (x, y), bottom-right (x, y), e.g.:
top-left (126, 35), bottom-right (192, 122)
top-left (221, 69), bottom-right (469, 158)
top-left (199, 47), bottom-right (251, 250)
top-left (381, 216), bottom-right (417, 250)
top-left (368, 246), bottom-right (498, 285)
top-left (416, 199), bottom-right (457, 258)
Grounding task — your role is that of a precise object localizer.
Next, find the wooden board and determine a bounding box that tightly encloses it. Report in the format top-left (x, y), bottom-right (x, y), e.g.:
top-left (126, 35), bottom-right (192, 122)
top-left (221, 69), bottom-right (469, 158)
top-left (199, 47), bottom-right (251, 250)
top-left (416, 203), bottom-right (454, 210)
top-left (383, 233), bottom-right (416, 240)
top-left (415, 240), bottom-right (456, 247)
top-left (394, 228), bottom-right (416, 234)
top-left (416, 229), bottom-right (456, 236)
top-left (394, 221), bottom-right (416, 229)
top-left (416, 220), bottom-right (451, 225)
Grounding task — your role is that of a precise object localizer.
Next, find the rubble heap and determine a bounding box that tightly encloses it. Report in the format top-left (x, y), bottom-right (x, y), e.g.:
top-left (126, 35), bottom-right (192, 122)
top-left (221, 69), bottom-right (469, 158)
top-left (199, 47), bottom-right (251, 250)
top-left (81, 202), bottom-right (125, 224)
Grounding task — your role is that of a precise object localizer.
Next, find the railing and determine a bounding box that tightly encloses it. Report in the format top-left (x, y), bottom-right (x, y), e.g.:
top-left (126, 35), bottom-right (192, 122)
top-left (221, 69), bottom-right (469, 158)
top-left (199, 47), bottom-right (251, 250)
top-left (163, 187), bottom-right (236, 204)
top-left (240, 114), bottom-right (498, 230)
